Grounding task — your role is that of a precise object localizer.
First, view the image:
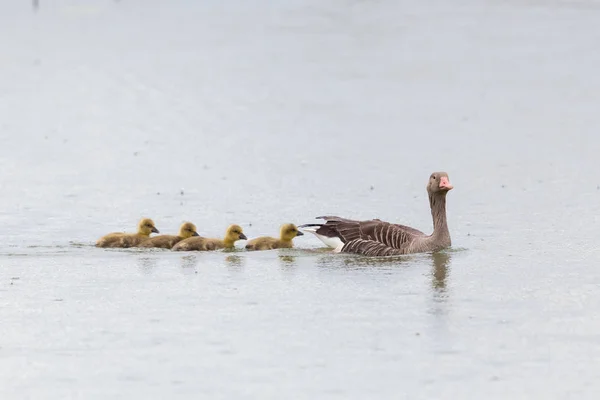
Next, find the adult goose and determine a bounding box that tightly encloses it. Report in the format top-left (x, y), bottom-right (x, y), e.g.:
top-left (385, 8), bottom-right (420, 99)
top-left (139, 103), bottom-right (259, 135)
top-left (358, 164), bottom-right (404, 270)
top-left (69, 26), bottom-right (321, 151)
top-left (245, 223), bottom-right (304, 251)
top-left (138, 222), bottom-right (199, 249)
top-left (96, 218), bottom-right (159, 248)
top-left (300, 172), bottom-right (453, 256)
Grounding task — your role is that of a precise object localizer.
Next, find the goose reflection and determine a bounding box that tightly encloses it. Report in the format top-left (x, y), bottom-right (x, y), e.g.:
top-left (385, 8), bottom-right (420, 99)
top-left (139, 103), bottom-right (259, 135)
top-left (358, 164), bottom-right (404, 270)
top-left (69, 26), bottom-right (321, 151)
top-left (313, 250), bottom-right (412, 270)
top-left (342, 254), bottom-right (410, 269)
top-left (431, 251), bottom-right (452, 298)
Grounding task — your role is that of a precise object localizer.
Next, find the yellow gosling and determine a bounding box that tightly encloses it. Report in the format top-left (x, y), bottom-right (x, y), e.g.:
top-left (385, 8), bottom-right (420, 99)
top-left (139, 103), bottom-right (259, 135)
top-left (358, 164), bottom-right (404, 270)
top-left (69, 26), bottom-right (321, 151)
top-left (245, 223), bottom-right (304, 251)
top-left (138, 222), bottom-right (199, 249)
top-left (172, 224), bottom-right (247, 251)
top-left (96, 218), bottom-right (159, 248)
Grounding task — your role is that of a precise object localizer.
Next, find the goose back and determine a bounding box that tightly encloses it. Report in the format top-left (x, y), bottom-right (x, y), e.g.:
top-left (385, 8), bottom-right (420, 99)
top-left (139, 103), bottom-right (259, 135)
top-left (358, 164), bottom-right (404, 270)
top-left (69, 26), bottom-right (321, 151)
top-left (312, 217), bottom-right (426, 254)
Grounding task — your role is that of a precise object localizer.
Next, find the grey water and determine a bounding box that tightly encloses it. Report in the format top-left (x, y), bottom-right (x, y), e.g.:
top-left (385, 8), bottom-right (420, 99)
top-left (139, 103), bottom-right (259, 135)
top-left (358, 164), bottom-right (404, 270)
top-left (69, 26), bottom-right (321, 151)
top-left (1, 0), bottom-right (600, 398)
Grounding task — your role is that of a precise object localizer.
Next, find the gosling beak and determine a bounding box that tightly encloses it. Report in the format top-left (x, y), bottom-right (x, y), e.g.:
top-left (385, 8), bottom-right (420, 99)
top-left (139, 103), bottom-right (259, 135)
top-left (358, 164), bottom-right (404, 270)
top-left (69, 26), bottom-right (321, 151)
top-left (192, 231), bottom-right (200, 237)
top-left (296, 231), bottom-right (304, 236)
top-left (151, 227), bottom-right (159, 234)
top-left (239, 233), bottom-right (248, 240)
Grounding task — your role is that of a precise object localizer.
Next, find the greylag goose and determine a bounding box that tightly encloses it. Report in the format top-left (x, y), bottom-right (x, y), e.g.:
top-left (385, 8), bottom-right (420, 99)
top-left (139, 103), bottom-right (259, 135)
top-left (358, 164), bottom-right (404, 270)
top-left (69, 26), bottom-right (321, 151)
top-left (96, 218), bottom-right (159, 248)
top-left (300, 172), bottom-right (453, 256)
top-left (172, 224), bottom-right (247, 251)
top-left (138, 222), bottom-right (199, 249)
top-left (245, 223), bottom-right (304, 251)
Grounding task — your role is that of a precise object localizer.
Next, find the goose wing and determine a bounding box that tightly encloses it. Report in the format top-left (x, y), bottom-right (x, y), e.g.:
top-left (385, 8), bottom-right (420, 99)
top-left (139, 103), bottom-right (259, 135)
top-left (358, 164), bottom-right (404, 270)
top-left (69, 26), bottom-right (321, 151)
top-left (342, 238), bottom-right (409, 256)
top-left (304, 216), bottom-right (425, 252)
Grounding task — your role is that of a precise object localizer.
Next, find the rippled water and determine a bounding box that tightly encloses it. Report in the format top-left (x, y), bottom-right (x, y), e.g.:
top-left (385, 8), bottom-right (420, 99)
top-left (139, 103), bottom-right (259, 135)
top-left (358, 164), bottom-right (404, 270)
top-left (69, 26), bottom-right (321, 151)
top-left (2, 0), bottom-right (600, 398)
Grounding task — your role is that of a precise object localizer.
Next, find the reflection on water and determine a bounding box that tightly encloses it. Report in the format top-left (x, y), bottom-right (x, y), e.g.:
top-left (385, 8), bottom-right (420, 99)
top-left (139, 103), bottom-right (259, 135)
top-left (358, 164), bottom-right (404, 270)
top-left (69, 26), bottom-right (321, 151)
top-left (279, 255), bottom-right (297, 276)
top-left (138, 256), bottom-right (158, 274)
top-left (224, 255), bottom-right (245, 272)
top-left (180, 255), bottom-right (199, 270)
top-left (279, 255), bottom-right (296, 265)
top-left (428, 251), bottom-right (452, 322)
top-left (314, 251), bottom-right (413, 270)
top-left (315, 253), bottom-right (343, 269)
top-left (431, 251), bottom-right (451, 294)
top-left (342, 254), bottom-right (411, 269)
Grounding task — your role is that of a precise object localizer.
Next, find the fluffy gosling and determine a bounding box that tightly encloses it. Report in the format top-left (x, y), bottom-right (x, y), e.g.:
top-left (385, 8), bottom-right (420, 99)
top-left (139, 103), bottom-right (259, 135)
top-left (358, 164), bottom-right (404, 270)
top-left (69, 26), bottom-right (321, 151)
top-left (138, 222), bottom-right (199, 249)
top-left (245, 223), bottom-right (303, 251)
top-left (96, 218), bottom-right (159, 248)
top-left (172, 224), bottom-right (247, 251)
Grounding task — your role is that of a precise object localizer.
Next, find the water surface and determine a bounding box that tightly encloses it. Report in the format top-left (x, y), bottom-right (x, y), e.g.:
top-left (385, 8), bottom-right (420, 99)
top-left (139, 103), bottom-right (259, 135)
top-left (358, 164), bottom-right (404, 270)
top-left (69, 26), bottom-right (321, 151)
top-left (1, 0), bottom-right (600, 398)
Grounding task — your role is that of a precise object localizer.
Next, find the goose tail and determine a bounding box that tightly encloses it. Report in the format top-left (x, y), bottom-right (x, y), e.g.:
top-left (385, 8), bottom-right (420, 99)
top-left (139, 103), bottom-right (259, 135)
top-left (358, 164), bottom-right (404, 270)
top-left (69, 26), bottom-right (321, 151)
top-left (299, 222), bottom-right (344, 250)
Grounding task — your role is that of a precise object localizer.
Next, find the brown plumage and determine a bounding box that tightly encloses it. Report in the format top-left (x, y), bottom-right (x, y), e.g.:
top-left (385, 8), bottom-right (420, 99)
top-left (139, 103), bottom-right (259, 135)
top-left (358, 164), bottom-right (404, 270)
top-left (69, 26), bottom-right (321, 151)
top-left (300, 172), bottom-right (454, 256)
top-left (138, 222), bottom-right (199, 249)
top-left (245, 223), bottom-right (304, 251)
top-left (172, 224), bottom-right (247, 251)
top-left (96, 218), bottom-right (159, 248)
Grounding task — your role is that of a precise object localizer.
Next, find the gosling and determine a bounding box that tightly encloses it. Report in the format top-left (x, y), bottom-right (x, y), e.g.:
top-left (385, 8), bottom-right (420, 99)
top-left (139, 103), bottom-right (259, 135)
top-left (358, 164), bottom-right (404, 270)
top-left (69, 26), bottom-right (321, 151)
top-left (172, 224), bottom-right (247, 251)
top-left (245, 223), bottom-right (304, 251)
top-left (138, 222), bottom-right (199, 249)
top-left (96, 218), bottom-right (159, 248)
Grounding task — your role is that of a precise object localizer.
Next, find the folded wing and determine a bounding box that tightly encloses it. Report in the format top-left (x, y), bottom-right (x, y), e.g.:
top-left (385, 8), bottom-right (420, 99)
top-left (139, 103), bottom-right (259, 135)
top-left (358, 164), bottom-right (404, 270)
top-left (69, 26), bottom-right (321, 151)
top-left (304, 216), bottom-right (426, 255)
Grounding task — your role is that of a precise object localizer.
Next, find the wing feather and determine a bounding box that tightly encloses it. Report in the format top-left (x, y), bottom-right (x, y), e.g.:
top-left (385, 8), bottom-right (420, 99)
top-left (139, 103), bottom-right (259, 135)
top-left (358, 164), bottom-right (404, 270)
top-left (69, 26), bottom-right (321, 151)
top-left (303, 216), bottom-right (428, 256)
top-left (343, 239), bottom-right (407, 257)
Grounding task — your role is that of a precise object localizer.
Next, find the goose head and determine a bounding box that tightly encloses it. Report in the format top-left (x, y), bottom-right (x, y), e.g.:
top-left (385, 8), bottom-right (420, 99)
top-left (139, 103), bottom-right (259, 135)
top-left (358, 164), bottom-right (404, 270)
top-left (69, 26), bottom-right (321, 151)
top-left (179, 222), bottom-right (199, 239)
top-left (280, 223), bottom-right (304, 241)
top-left (138, 218), bottom-right (159, 235)
top-left (427, 172), bottom-right (453, 194)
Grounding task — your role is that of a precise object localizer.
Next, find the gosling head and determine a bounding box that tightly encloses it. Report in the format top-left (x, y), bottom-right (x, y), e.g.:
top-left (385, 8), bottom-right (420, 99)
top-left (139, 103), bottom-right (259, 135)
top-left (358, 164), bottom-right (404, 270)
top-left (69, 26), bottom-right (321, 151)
top-left (280, 223), bottom-right (303, 241)
top-left (138, 218), bottom-right (159, 236)
top-left (427, 172), bottom-right (453, 195)
top-left (225, 224), bottom-right (247, 242)
top-left (178, 222), bottom-right (199, 239)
